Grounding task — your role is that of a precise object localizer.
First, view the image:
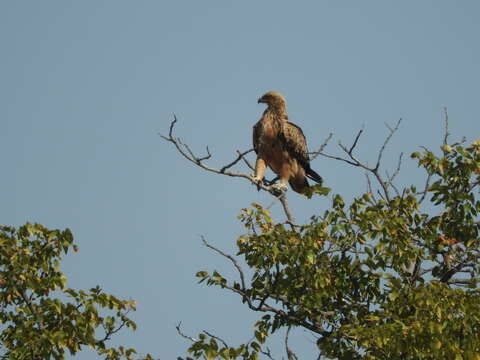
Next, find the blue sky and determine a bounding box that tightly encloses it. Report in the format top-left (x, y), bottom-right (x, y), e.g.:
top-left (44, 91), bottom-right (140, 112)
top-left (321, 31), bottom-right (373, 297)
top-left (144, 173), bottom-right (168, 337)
top-left (1, 1), bottom-right (480, 358)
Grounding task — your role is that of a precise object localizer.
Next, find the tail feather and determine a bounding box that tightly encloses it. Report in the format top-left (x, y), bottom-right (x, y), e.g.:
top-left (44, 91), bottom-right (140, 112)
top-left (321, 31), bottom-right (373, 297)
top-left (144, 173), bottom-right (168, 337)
top-left (289, 177), bottom-right (310, 193)
top-left (306, 167), bottom-right (323, 186)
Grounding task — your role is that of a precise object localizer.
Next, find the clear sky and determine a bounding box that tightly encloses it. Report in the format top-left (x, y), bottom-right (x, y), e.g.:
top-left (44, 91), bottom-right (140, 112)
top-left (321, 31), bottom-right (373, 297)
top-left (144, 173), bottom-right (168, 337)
top-left (1, 1), bottom-right (480, 359)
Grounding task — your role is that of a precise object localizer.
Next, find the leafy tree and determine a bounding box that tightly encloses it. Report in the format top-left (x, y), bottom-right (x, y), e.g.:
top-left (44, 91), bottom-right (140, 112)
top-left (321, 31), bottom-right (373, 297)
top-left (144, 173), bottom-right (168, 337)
top-left (163, 116), bottom-right (480, 359)
top-left (0, 223), bottom-right (153, 360)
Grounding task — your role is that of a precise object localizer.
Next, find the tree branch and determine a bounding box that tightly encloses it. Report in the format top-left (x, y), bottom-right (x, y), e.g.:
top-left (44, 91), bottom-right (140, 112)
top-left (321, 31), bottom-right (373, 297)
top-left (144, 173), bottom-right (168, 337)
top-left (285, 326), bottom-right (298, 360)
top-left (176, 322), bottom-right (198, 342)
top-left (201, 236), bottom-right (246, 290)
top-left (160, 116), bottom-right (296, 221)
top-left (315, 121), bottom-right (403, 202)
top-left (203, 330), bottom-right (229, 348)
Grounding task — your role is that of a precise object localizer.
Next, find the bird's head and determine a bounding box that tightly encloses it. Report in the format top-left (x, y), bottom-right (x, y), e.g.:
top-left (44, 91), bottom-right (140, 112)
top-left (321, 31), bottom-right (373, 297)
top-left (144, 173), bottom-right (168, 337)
top-left (257, 91), bottom-right (287, 108)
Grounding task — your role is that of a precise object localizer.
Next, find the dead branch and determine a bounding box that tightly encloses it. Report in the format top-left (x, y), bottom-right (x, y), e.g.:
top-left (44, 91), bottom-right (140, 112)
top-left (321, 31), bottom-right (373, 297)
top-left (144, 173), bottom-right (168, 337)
top-left (220, 149), bottom-right (254, 173)
top-left (386, 152), bottom-right (404, 186)
top-left (160, 115), bottom-right (296, 222)
top-left (376, 119), bottom-right (402, 171)
top-left (237, 149), bottom-right (255, 171)
top-left (310, 133), bottom-right (333, 160)
top-left (349, 127), bottom-right (364, 155)
top-left (176, 322), bottom-right (198, 342)
top-left (316, 121), bottom-right (403, 202)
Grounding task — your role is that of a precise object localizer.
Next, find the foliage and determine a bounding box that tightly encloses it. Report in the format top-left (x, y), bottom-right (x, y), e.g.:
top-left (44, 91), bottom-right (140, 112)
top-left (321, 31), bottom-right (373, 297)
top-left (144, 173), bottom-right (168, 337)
top-left (179, 140), bottom-right (480, 359)
top-left (0, 223), bottom-right (153, 360)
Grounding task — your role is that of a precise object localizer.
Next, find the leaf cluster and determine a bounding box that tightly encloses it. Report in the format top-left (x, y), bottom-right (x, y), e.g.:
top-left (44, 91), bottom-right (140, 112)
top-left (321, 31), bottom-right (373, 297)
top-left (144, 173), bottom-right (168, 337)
top-left (0, 223), bottom-right (153, 360)
top-left (181, 141), bottom-right (480, 359)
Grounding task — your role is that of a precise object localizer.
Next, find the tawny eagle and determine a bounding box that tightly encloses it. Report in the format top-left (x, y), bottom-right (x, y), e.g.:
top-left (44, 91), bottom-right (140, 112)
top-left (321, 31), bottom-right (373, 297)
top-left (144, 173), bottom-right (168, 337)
top-left (253, 91), bottom-right (323, 194)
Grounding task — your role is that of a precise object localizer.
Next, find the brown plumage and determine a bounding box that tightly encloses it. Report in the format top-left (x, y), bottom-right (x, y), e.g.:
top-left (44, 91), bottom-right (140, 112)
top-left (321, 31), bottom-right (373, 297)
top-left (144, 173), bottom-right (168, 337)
top-left (253, 91), bottom-right (323, 194)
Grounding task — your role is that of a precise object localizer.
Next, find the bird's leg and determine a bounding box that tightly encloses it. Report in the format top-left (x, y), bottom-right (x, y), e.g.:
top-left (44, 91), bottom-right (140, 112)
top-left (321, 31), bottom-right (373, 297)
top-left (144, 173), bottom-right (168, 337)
top-left (253, 157), bottom-right (266, 189)
top-left (272, 178), bottom-right (288, 192)
top-left (272, 165), bottom-right (290, 192)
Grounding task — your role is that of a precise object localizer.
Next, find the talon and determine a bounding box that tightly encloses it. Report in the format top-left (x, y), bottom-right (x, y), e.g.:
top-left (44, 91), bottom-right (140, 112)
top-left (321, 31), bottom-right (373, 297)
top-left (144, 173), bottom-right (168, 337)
top-left (252, 176), bottom-right (262, 184)
top-left (272, 183), bottom-right (288, 192)
top-left (252, 176), bottom-right (263, 191)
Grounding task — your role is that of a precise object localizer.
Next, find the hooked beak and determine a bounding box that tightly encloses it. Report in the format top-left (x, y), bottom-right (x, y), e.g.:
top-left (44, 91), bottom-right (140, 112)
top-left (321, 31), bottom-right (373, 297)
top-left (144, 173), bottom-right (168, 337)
top-left (257, 97), bottom-right (265, 104)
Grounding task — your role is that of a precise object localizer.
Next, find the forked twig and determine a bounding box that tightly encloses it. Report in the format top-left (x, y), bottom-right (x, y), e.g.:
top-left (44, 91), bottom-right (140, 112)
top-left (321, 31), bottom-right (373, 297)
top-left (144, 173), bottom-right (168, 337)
top-left (314, 120), bottom-right (403, 202)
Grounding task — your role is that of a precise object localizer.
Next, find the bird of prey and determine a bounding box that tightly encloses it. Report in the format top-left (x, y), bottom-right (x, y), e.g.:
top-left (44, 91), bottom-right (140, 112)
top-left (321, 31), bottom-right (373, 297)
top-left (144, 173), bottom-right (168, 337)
top-left (252, 91), bottom-right (323, 194)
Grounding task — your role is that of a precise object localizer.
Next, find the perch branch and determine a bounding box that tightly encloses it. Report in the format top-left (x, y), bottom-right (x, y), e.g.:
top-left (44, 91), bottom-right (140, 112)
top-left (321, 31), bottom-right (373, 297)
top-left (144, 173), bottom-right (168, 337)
top-left (160, 115), bottom-right (295, 221)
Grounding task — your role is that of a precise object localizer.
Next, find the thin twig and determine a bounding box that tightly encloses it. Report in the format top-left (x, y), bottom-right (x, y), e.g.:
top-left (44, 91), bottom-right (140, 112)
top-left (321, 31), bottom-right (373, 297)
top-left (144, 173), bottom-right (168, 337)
top-left (285, 326), bottom-right (298, 360)
top-left (443, 107), bottom-right (450, 147)
top-left (388, 152), bottom-right (404, 185)
top-left (237, 150), bottom-right (255, 171)
top-left (310, 133), bottom-right (333, 160)
top-left (201, 236), bottom-right (246, 290)
top-left (203, 330), bottom-right (229, 348)
top-left (176, 321), bottom-right (198, 342)
top-left (349, 127), bottom-right (364, 155)
top-left (221, 149), bottom-right (254, 173)
top-left (418, 173), bottom-right (432, 204)
top-left (375, 119), bottom-right (402, 171)
top-left (101, 312), bottom-right (131, 342)
top-left (260, 347), bottom-right (276, 360)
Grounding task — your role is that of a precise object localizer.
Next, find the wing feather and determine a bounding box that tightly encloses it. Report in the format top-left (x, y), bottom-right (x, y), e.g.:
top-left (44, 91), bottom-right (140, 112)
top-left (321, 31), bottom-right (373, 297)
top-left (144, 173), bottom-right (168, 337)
top-left (279, 121), bottom-right (310, 168)
top-left (253, 122), bottom-right (260, 154)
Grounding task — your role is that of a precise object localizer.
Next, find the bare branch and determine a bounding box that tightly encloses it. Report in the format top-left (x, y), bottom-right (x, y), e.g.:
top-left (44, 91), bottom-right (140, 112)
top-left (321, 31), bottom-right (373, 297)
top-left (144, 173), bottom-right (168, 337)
top-left (201, 236), bottom-right (246, 290)
top-left (310, 133), bottom-right (333, 160)
top-left (203, 330), bottom-right (229, 348)
top-left (364, 172), bottom-right (374, 197)
top-left (316, 151), bottom-right (360, 167)
top-left (279, 196), bottom-right (296, 225)
top-left (176, 321), bottom-right (198, 342)
top-left (220, 149), bottom-right (254, 173)
top-left (237, 150), bottom-right (255, 171)
top-left (349, 127), bottom-right (364, 155)
top-left (285, 326), bottom-right (298, 360)
top-left (443, 107), bottom-right (450, 147)
top-left (418, 172), bottom-right (433, 204)
top-left (260, 347), bottom-right (276, 360)
top-left (451, 136), bottom-right (467, 147)
top-left (266, 194), bottom-right (296, 225)
top-left (375, 119), bottom-right (402, 171)
top-left (388, 152), bottom-right (404, 185)
top-left (160, 116), bottom-right (296, 221)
